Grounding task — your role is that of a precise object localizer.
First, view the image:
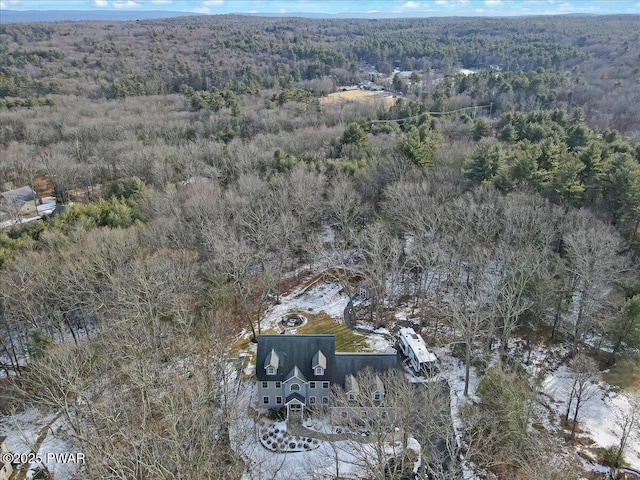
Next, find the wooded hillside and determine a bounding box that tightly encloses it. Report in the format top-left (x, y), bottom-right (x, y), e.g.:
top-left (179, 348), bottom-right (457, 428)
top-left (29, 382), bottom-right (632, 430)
top-left (0, 14), bottom-right (639, 480)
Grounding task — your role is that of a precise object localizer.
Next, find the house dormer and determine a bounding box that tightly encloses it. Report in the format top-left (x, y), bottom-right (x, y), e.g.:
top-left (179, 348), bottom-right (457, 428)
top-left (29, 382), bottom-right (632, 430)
top-left (345, 374), bottom-right (359, 401)
top-left (372, 375), bottom-right (384, 402)
top-left (312, 350), bottom-right (326, 376)
top-left (264, 349), bottom-right (279, 376)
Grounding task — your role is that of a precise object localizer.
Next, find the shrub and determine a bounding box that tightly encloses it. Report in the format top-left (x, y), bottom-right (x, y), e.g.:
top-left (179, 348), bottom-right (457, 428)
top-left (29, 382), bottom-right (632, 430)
top-left (265, 407), bottom-right (286, 421)
top-left (601, 445), bottom-right (626, 468)
top-left (56, 198), bottom-right (139, 230)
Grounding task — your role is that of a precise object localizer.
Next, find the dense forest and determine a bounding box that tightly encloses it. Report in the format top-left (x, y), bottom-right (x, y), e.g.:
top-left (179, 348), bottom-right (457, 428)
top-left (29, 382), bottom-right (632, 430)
top-left (1, 14), bottom-right (640, 480)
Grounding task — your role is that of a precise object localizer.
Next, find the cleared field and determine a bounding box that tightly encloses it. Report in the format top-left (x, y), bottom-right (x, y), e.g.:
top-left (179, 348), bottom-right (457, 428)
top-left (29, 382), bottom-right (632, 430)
top-left (297, 313), bottom-right (370, 352)
top-left (321, 89), bottom-right (397, 107)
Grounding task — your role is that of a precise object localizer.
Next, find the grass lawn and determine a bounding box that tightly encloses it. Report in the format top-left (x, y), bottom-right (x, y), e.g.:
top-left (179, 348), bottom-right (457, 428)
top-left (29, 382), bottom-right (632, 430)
top-left (297, 313), bottom-right (370, 352)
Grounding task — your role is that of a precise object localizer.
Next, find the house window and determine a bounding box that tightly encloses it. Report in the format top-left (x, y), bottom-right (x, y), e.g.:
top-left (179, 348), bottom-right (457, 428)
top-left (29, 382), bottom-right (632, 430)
top-left (276, 396), bottom-right (282, 405)
top-left (315, 367), bottom-right (324, 376)
top-left (322, 382), bottom-right (329, 389)
top-left (262, 381), bottom-right (268, 389)
top-left (275, 381), bottom-right (282, 389)
top-left (290, 384), bottom-right (300, 391)
top-left (262, 396), bottom-right (269, 405)
top-left (309, 381), bottom-right (316, 389)
top-left (309, 396), bottom-right (316, 405)
top-left (267, 366), bottom-right (275, 375)
top-left (373, 392), bottom-right (381, 401)
top-left (322, 396), bottom-right (329, 405)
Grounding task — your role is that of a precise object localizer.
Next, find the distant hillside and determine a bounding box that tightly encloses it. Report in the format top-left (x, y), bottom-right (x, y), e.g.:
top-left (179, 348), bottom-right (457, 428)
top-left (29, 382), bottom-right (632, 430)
top-left (0, 10), bottom-right (196, 24)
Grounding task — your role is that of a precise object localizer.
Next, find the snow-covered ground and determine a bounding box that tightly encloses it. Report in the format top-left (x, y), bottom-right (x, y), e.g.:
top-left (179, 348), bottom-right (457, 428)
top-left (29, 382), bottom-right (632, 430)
top-left (6, 260), bottom-right (634, 480)
top-left (434, 347), bottom-right (481, 480)
top-left (0, 408), bottom-right (80, 479)
top-left (240, 414), bottom-right (419, 480)
top-left (262, 280), bottom-right (351, 332)
top-left (242, 432), bottom-right (369, 480)
top-left (238, 276), bottom-right (353, 375)
top-left (234, 274), bottom-right (422, 479)
top-left (542, 365), bottom-right (640, 471)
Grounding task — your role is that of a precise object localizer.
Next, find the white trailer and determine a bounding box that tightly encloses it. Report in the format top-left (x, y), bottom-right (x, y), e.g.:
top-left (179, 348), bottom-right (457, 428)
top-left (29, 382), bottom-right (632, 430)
top-left (398, 327), bottom-right (439, 376)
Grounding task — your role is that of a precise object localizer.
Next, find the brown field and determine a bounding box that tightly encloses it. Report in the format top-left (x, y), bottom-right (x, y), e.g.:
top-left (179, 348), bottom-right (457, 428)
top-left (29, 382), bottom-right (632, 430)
top-left (321, 89), bottom-right (397, 107)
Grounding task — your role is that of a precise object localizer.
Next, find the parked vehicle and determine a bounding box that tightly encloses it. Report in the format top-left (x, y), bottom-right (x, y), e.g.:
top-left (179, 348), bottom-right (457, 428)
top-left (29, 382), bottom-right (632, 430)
top-left (398, 327), bottom-right (439, 377)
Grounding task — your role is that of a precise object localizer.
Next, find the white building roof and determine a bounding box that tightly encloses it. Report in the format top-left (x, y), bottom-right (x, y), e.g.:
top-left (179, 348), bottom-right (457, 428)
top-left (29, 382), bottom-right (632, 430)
top-left (399, 328), bottom-right (437, 364)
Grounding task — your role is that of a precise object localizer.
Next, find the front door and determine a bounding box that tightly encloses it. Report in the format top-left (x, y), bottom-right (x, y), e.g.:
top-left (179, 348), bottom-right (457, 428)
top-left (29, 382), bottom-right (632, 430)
top-left (288, 403), bottom-right (303, 419)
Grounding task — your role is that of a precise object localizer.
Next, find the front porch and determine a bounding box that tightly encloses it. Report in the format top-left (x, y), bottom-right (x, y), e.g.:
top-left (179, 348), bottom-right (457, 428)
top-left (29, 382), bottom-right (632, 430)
top-left (285, 392), bottom-right (306, 420)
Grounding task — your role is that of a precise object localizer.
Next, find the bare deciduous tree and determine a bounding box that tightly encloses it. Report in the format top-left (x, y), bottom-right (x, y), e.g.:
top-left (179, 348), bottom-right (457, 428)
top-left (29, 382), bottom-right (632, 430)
top-left (447, 289), bottom-right (490, 397)
top-left (328, 368), bottom-right (417, 480)
top-left (564, 354), bottom-right (600, 441)
top-left (611, 388), bottom-right (640, 467)
top-left (357, 221), bottom-right (403, 326)
top-left (564, 220), bottom-right (625, 354)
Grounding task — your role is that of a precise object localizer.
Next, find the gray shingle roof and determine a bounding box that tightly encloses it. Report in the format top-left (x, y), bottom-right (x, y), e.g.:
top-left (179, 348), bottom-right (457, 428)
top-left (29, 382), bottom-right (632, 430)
top-left (256, 335), bottom-right (336, 381)
top-left (0, 186), bottom-right (36, 208)
top-left (333, 353), bottom-right (399, 383)
top-left (255, 334), bottom-right (399, 388)
top-left (284, 366), bottom-right (307, 382)
top-left (286, 392), bottom-right (306, 404)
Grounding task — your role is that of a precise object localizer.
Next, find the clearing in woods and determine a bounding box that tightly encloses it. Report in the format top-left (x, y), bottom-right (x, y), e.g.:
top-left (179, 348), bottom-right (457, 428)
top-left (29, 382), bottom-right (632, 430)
top-left (321, 89), bottom-right (397, 107)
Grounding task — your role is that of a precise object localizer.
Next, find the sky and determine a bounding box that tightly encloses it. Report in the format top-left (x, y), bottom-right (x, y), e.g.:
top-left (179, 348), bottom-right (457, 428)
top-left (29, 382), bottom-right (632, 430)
top-left (0, 0), bottom-right (639, 17)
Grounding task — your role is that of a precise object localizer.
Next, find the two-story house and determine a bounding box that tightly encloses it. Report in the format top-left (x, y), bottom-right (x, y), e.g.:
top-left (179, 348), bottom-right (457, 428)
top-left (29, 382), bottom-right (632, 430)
top-left (256, 334), bottom-right (398, 418)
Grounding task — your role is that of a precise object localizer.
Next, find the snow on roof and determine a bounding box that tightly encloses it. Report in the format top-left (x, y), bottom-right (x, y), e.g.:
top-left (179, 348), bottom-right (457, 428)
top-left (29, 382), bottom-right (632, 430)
top-left (399, 327), bottom-right (437, 364)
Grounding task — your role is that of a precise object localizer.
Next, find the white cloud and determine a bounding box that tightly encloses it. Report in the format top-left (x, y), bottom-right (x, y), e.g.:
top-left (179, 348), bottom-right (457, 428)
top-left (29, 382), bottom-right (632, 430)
top-left (367, 9), bottom-right (378, 13)
top-left (403, 1), bottom-right (420, 7)
top-left (556, 2), bottom-right (573, 11)
top-left (434, 0), bottom-right (469, 5)
top-left (248, 9), bottom-right (258, 13)
top-left (151, 0), bottom-right (173, 4)
top-left (192, 6), bottom-right (211, 13)
top-left (203, 0), bottom-right (224, 5)
top-left (279, 7), bottom-right (286, 12)
top-left (0, 0), bottom-right (7, 8)
top-left (476, 8), bottom-right (485, 12)
top-left (485, 0), bottom-right (501, 5)
top-left (92, 0), bottom-right (109, 6)
top-left (113, 0), bottom-right (140, 8)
